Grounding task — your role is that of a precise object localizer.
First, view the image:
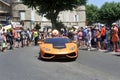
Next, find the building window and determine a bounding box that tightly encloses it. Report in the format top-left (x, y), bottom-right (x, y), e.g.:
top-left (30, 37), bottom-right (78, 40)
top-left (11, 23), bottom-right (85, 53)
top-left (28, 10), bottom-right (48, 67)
top-left (74, 15), bottom-right (79, 22)
top-left (19, 11), bottom-right (25, 20)
top-left (66, 14), bottom-right (69, 22)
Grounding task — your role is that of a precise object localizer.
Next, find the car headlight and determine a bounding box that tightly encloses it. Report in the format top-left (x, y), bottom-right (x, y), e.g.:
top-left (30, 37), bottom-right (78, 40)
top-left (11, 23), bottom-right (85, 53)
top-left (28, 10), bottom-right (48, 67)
top-left (70, 46), bottom-right (76, 50)
top-left (44, 48), bottom-right (50, 51)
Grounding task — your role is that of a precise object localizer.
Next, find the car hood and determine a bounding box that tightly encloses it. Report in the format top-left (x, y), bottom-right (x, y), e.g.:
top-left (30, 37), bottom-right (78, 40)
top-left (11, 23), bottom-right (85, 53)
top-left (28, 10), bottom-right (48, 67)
top-left (41, 43), bottom-right (76, 49)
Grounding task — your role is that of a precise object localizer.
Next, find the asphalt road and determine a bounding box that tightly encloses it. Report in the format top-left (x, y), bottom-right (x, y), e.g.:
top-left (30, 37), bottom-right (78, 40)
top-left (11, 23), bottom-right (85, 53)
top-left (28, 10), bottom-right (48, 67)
top-left (0, 46), bottom-right (120, 80)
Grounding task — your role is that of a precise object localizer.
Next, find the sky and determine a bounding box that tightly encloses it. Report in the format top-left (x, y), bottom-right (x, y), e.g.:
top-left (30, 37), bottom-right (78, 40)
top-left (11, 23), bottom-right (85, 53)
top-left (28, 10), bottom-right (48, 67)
top-left (87, 0), bottom-right (120, 8)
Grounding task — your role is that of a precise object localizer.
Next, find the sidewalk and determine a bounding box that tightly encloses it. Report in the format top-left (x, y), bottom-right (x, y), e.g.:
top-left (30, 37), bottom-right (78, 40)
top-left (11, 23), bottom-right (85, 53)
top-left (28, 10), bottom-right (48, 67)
top-left (79, 46), bottom-right (120, 56)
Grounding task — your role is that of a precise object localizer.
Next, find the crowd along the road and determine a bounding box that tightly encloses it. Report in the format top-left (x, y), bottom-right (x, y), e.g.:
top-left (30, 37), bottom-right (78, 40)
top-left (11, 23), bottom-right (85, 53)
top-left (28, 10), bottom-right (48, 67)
top-left (0, 22), bottom-right (120, 53)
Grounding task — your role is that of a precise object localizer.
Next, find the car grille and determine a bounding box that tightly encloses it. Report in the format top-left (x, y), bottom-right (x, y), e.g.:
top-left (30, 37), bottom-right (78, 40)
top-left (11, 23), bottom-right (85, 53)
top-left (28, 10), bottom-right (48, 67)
top-left (44, 53), bottom-right (53, 57)
top-left (67, 52), bottom-right (76, 56)
top-left (53, 46), bottom-right (66, 49)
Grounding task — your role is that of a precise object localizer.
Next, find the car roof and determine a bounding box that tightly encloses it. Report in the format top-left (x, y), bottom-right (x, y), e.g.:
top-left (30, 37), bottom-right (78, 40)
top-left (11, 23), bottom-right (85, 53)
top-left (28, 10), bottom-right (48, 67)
top-left (45, 37), bottom-right (69, 41)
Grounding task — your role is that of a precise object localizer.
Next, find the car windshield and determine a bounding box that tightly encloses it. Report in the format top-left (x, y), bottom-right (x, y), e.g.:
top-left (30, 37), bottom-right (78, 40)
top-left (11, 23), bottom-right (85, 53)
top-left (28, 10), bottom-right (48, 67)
top-left (44, 37), bottom-right (71, 44)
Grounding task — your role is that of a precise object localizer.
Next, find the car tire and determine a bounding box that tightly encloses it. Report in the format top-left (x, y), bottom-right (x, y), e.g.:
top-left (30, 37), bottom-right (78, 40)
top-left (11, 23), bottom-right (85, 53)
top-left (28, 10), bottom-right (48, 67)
top-left (38, 52), bottom-right (42, 60)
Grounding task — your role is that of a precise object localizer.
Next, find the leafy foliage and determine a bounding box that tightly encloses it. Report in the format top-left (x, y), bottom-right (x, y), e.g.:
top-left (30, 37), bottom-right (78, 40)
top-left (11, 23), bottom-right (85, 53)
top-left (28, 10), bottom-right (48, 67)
top-left (99, 2), bottom-right (120, 26)
top-left (86, 4), bottom-right (100, 25)
top-left (22, 0), bottom-right (87, 29)
top-left (86, 2), bottom-right (120, 26)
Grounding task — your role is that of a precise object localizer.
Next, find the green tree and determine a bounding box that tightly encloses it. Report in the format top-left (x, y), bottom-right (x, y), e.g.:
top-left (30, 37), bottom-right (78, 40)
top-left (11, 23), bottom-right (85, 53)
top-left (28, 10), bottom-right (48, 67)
top-left (22, 0), bottom-right (87, 29)
top-left (99, 2), bottom-right (120, 26)
top-left (86, 4), bottom-right (100, 25)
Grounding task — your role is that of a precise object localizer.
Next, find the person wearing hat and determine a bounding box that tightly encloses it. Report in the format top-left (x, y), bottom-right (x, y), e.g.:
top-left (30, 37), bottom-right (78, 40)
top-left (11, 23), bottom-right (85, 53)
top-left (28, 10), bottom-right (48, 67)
top-left (51, 29), bottom-right (60, 37)
top-left (111, 23), bottom-right (119, 51)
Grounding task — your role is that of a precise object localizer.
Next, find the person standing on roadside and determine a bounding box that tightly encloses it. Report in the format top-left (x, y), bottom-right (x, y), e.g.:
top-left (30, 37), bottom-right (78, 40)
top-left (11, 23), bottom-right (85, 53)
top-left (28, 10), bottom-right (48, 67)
top-left (21, 30), bottom-right (27, 48)
top-left (101, 24), bottom-right (106, 50)
top-left (0, 26), bottom-right (3, 51)
top-left (96, 28), bottom-right (101, 51)
top-left (111, 23), bottom-right (119, 52)
top-left (6, 29), bottom-right (13, 50)
top-left (91, 26), bottom-right (97, 48)
top-left (16, 32), bottom-right (21, 48)
top-left (78, 29), bottom-right (83, 48)
top-left (83, 26), bottom-right (89, 49)
top-left (12, 28), bottom-right (18, 48)
top-left (33, 30), bottom-right (39, 45)
top-left (26, 28), bottom-right (32, 46)
top-left (88, 27), bottom-right (92, 50)
top-left (1, 33), bottom-right (7, 52)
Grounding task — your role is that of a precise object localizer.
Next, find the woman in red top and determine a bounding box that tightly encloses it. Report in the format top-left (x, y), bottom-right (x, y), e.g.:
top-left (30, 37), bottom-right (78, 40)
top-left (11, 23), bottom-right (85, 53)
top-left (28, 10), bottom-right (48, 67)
top-left (111, 23), bottom-right (119, 51)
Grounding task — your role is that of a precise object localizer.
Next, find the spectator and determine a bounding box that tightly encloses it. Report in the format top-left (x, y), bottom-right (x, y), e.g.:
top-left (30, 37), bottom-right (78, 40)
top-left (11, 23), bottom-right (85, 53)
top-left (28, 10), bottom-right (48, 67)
top-left (6, 29), bottom-right (13, 50)
top-left (33, 30), bottom-right (39, 45)
top-left (12, 28), bottom-right (18, 48)
top-left (51, 29), bottom-right (60, 37)
top-left (96, 28), bottom-right (101, 51)
top-left (88, 28), bottom-right (92, 50)
top-left (21, 30), bottom-right (27, 47)
top-left (1, 33), bottom-right (7, 52)
top-left (101, 24), bottom-right (106, 50)
top-left (83, 26), bottom-right (89, 48)
top-left (16, 32), bottom-right (21, 48)
top-left (0, 26), bottom-right (3, 51)
top-left (78, 29), bottom-right (83, 48)
top-left (26, 28), bottom-right (32, 46)
top-left (111, 23), bottom-right (119, 52)
top-left (91, 26), bottom-right (97, 48)
top-left (106, 28), bottom-right (112, 50)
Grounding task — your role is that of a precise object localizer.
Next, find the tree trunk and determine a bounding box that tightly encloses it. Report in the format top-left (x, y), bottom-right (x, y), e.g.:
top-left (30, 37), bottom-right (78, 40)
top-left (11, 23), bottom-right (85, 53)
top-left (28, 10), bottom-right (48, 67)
top-left (51, 18), bottom-right (57, 30)
top-left (50, 11), bottom-right (59, 30)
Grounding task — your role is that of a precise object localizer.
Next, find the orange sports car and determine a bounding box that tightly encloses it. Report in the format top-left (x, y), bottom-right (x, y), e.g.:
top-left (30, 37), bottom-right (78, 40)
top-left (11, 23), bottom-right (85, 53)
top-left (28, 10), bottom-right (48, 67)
top-left (38, 37), bottom-right (78, 60)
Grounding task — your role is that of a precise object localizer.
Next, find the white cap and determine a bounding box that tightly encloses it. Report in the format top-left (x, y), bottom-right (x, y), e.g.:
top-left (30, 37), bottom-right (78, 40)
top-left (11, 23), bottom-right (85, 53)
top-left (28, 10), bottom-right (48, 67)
top-left (84, 26), bottom-right (87, 29)
top-left (112, 23), bottom-right (117, 26)
top-left (95, 27), bottom-right (99, 29)
top-left (52, 29), bottom-right (59, 35)
top-left (101, 24), bottom-right (104, 26)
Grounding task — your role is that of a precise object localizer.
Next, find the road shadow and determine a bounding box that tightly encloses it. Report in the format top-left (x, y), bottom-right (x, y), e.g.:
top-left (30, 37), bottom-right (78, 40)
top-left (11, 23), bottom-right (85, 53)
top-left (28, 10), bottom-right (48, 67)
top-left (79, 47), bottom-right (97, 51)
top-left (113, 54), bottom-right (120, 56)
top-left (103, 50), bottom-right (120, 57)
top-left (104, 50), bottom-right (113, 53)
top-left (37, 57), bottom-right (76, 62)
